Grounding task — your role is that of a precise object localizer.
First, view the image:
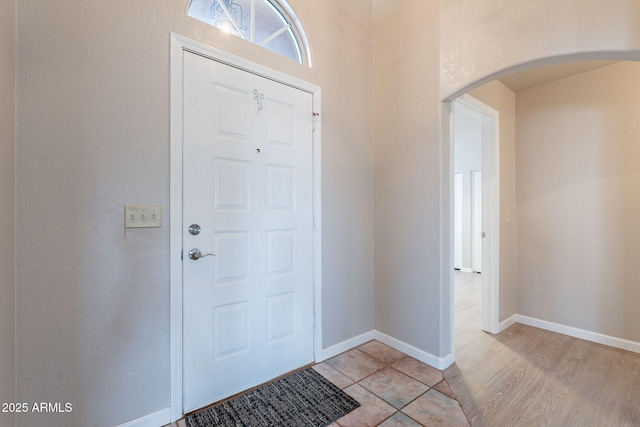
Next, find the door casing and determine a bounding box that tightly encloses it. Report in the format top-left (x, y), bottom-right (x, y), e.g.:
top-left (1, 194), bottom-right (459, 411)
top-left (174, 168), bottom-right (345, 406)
top-left (471, 169), bottom-right (482, 273)
top-left (451, 95), bottom-right (500, 343)
top-left (169, 33), bottom-right (322, 422)
top-left (453, 172), bottom-right (463, 270)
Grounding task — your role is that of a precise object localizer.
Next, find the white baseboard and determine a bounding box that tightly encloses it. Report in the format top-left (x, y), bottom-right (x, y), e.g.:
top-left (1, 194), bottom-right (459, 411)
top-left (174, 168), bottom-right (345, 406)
top-left (134, 319), bottom-right (638, 427)
top-left (498, 314), bottom-right (517, 333)
top-left (316, 330), bottom-right (376, 362)
top-left (373, 331), bottom-right (453, 370)
top-left (115, 407), bottom-right (171, 427)
top-left (516, 315), bottom-right (640, 354)
top-left (316, 329), bottom-right (452, 370)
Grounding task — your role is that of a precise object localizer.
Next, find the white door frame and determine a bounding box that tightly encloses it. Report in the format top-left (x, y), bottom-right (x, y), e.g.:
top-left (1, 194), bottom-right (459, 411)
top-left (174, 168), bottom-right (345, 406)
top-left (169, 33), bottom-right (322, 422)
top-left (471, 169), bottom-right (482, 273)
top-left (453, 172), bottom-right (463, 270)
top-left (452, 94), bottom-right (500, 335)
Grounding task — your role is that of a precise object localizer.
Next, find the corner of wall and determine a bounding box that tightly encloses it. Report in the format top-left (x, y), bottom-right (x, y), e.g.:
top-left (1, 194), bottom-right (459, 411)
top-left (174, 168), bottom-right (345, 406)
top-left (373, 0), bottom-right (445, 359)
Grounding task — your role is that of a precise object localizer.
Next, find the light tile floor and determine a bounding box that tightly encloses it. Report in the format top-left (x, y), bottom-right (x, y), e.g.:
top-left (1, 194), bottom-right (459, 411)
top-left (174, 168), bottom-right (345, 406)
top-left (168, 340), bottom-right (469, 427)
top-left (319, 340), bottom-right (469, 426)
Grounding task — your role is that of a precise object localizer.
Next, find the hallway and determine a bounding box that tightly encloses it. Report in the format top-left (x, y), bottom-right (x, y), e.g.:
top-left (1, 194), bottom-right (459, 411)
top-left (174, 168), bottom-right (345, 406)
top-left (446, 271), bottom-right (640, 426)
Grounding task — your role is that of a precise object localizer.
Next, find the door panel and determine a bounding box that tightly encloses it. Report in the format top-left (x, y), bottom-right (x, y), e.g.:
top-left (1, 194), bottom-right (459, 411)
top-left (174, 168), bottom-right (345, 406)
top-left (182, 51), bottom-right (314, 411)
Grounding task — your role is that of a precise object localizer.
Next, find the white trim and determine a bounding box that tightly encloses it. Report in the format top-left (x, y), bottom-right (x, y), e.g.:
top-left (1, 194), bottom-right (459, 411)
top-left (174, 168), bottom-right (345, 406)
top-left (453, 172), bottom-right (463, 270)
top-left (169, 33), bottom-right (185, 424)
top-left (471, 169), bottom-right (482, 273)
top-left (270, 0), bottom-right (313, 66)
top-left (515, 315), bottom-right (640, 354)
top-left (258, 24), bottom-right (290, 47)
top-left (312, 92), bottom-right (323, 364)
top-left (186, 0), bottom-right (312, 66)
top-left (498, 314), bottom-right (517, 332)
top-left (115, 408), bottom-right (171, 427)
top-left (316, 330), bottom-right (453, 371)
top-left (169, 33), bottom-right (322, 422)
top-left (315, 330), bottom-right (376, 362)
top-left (373, 331), bottom-right (454, 370)
top-left (443, 101), bottom-right (456, 367)
top-left (453, 95), bottom-right (500, 335)
top-left (172, 34), bottom-right (316, 92)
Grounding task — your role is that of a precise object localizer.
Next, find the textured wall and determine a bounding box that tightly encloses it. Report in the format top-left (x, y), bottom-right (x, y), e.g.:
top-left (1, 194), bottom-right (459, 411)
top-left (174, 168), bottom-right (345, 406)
top-left (468, 81), bottom-right (517, 323)
top-left (516, 62), bottom-right (640, 341)
top-left (14, 1), bottom-right (640, 425)
top-left (15, 1), bottom-right (373, 426)
top-left (373, 0), bottom-right (444, 356)
top-left (441, 0), bottom-right (640, 100)
top-left (0, 0), bottom-right (16, 426)
top-left (439, 0), bottom-right (640, 357)
top-left (298, 1), bottom-right (375, 350)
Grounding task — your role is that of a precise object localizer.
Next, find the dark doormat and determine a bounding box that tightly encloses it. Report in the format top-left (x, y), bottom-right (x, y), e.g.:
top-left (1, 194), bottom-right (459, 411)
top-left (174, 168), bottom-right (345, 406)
top-left (185, 367), bottom-right (360, 427)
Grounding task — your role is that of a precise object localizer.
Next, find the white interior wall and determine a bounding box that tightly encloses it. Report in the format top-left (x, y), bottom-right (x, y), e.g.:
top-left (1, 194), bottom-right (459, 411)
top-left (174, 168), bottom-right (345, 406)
top-left (15, 1), bottom-right (374, 426)
top-left (516, 61), bottom-right (640, 342)
top-left (0, 1), bottom-right (16, 426)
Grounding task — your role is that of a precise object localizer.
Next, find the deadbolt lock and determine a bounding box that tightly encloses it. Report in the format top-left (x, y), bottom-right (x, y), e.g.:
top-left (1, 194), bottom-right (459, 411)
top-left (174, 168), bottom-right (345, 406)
top-left (188, 224), bottom-right (201, 236)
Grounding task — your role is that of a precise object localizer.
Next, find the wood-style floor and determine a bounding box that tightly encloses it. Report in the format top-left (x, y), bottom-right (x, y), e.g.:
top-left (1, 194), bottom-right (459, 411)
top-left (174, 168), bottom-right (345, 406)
top-left (445, 271), bottom-right (640, 427)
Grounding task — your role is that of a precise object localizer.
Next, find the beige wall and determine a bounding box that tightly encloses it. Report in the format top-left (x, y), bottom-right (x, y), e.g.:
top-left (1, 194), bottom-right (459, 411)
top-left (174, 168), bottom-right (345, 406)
top-left (373, 0), bottom-right (445, 355)
top-left (16, 1), bottom-right (373, 426)
top-left (469, 81), bottom-right (517, 322)
top-left (12, 1), bottom-right (640, 425)
top-left (441, 0), bottom-right (640, 100)
top-left (373, 0), bottom-right (640, 361)
top-left (439, 0), bottom-right (640, 357)
top-left (516, 61), bottom-right (640, 341)
top-left (302, 2), bottom-right (375, 348)
top-left (0, 0), bottom-right (16, 426)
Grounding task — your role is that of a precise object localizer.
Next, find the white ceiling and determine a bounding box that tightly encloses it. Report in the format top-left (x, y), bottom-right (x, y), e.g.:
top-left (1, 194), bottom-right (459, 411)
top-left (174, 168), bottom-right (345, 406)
top-left (498, 60), bottom-right (619, 93)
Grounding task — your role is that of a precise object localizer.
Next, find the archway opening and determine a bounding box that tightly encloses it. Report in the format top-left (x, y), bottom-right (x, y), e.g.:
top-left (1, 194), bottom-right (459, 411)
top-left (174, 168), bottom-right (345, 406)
top-left (445, 53), bottom-right (640, 364)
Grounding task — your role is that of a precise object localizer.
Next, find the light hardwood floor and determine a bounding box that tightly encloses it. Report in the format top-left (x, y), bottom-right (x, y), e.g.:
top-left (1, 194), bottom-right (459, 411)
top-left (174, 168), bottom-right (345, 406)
top-left (445, 271), bottom-right (640, 427)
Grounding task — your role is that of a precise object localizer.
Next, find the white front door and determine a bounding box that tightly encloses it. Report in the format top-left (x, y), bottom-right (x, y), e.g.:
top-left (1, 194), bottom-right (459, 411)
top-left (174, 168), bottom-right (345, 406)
top-left (182, 51), bottom-right (314, 412)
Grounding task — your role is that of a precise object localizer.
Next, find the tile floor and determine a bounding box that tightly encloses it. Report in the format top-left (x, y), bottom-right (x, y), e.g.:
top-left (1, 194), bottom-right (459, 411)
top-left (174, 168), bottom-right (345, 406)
top-left (316, 340), bottom-right (469, 426)
top-left (169, 340), bottom-right (470, 427)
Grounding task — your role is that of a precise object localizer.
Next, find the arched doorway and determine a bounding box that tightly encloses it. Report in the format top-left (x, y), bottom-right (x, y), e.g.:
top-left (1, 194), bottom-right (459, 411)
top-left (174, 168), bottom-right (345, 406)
top-left (443, 53), bottom-right (640, 360)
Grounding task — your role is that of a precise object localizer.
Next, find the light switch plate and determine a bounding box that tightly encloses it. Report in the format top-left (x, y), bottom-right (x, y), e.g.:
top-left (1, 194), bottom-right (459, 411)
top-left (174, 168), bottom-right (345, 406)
top-left (124, 204), bottom-right (162, 228)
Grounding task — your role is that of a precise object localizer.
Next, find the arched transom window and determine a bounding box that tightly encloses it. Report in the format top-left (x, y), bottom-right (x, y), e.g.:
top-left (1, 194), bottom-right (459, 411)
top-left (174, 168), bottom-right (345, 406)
top-left (187, 0), bottom-right (310, 65)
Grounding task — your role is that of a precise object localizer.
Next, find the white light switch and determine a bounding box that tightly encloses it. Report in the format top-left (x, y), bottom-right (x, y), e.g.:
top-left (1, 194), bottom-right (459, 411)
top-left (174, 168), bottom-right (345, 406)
top-left (124, 204), bottom-right (162, 228)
